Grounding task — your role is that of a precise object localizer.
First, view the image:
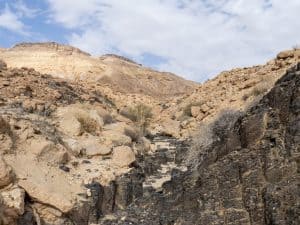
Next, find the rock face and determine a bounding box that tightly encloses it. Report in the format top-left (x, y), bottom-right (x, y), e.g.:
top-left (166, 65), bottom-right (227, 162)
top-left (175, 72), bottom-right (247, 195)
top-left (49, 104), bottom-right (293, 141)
top-left (100, 64), bottom-right (300, 224)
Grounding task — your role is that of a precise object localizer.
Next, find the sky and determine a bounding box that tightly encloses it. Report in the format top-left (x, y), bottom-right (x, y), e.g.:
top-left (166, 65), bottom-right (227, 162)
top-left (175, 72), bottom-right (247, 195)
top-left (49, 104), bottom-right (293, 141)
top-left (0, 0), bottom-right (300, 82)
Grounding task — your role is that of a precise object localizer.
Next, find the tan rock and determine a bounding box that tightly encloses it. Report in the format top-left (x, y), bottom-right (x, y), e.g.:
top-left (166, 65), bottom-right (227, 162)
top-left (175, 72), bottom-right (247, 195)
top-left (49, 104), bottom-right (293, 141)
top-left (6, 154), bottom-right (82, 213)
top-left (277, 50), bottom-right (294, 59)
top-left (0, 157), bottom-right (13, 188)
top-left (191, 106), bottom-right (201, 118)
top-left (29, 139), bottom-right (68, 165)
top-left (63, 138), bottom-right (83, 156)
top-left (33, 203), bottom-right (67, 225)
top-left (112, 146), bottom-right (136, 167)
top-left (59, 116), bottom-right (83, 136)
top-left (81, 136), bottom-right (112, 156)
top-left (102, 130), bottom-right (132, 147)
top-left (1, 186), bottom-right (25, 217)
top-left (200, 104), bottom-right (210, 113)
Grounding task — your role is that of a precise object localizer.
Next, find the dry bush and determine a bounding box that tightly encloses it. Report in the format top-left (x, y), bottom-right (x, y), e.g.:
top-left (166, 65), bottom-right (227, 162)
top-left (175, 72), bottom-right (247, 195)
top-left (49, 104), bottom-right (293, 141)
top-left (186, 109), bottom-right (242, 168)
top-left (102, 114), bottom-right (113, 125)
top-left (124, 127), bottom-right (140, 142)
top-left (182, 101), bottom-right (203, 117)
top-left (75, 114), bottom-right (99, 134)
top-left (242, 81), bottom-right (271, 101)
top-left (0, 117), bottom-right (11, 135)
top-left (123, 104), bottom-right (152, 135)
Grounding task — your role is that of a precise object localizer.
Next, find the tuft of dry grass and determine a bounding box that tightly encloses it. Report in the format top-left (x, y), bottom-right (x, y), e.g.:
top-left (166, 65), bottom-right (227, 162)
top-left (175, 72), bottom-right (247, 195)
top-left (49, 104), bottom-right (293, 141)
top-left (242, 81), bottom-right (271, 101)
top-left (122, 104), bottom-right (152, 135)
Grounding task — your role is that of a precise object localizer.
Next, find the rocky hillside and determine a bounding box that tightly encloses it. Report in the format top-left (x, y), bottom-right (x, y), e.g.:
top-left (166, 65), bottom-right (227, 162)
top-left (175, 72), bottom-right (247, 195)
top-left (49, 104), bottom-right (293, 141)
top-left (0, 42), bottom-right (299, 225)
top-left (0, 61), bottom-right (157, 225)
top-left (98, 62), bottom-right (300, 225)
top-left (0, 42), bottom-right (197, 98)
top-left (158, 48), bottom-right (300, 137)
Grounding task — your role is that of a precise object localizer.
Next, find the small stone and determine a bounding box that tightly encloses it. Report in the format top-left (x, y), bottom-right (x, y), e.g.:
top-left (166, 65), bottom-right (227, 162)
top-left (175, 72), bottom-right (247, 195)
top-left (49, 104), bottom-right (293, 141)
top-left (59, 164), bottom-right (70, 172)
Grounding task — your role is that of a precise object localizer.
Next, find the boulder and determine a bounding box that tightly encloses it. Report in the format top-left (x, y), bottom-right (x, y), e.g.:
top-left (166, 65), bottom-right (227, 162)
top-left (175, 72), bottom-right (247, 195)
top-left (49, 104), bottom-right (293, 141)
top-left (277, 50), bottom-right (294, 59)
top-left (0, 157), bottom-right (13, 188)
top-left (29, 139), bottom-right (69, 165)
top-left (102, 130), bottom-right (132, 147)
top-left (81, 136), bottom-right (112, 156)
top-left (60, 116), bottom-right (83, 136)
top-left (112, 146), bottom-right (136, 167)
top-left (191, 106), bottom-right (201, 118)
top-left (63, 138), bottom-right (83, 156)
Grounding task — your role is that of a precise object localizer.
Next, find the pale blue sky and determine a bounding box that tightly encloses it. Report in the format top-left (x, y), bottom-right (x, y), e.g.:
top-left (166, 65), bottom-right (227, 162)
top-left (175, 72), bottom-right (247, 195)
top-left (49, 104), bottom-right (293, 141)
top-left (0, 0), bottom-right (300, 81)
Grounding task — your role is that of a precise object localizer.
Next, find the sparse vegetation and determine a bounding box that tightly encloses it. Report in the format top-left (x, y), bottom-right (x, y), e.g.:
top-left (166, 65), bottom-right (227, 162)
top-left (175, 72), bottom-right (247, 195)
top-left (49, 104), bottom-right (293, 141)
top-left (182, 101), bottom-right (204, 117)
top-left (102, 113), bottom-right (113, 125)
top-left (123, 104), bottom-right (152, 135)
top-left (0, 116), bottom-right (11, 135)
top-left (75, 113), bottom-right (99, 134)
top-left (242, 82), bottom-right (271, 101)
top-left (124, 127), bottom-right (140, 142)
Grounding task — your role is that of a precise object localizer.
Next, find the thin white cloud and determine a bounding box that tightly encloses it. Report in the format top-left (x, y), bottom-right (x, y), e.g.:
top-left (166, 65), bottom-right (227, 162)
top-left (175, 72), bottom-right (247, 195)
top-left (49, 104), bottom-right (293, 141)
top-left (0, 5), bottom-right (27, 35)
top-left (13, 0), bottom-right (40, 18)
top-left (46, 0), bottom-right (300, 81)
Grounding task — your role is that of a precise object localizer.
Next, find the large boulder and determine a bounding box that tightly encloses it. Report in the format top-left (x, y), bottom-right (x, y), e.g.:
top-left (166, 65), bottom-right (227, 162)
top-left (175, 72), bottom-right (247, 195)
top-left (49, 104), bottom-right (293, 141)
top-left (29, 138), bottom-right (69, 165)
top-left (112, 146), bottom-right (135, 167)
top-left (81, 136), bottom-right (112, 157)
top-left (277, 50), bottom-right (294, 59)
top-left (102, 130), bottom-right (132, 147)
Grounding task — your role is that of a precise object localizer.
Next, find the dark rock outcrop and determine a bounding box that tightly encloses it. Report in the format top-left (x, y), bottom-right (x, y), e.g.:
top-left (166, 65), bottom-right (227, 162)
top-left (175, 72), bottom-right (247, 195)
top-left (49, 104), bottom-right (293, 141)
top-left (100, 64), bottom-right (300, 224)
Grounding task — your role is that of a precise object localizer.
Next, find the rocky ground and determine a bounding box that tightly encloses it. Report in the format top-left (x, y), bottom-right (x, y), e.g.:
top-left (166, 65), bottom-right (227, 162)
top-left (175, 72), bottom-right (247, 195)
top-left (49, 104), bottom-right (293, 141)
top-left (98, 62), bottom-right (300, 225)
top-left (0, 43), bottom-right (299, 225)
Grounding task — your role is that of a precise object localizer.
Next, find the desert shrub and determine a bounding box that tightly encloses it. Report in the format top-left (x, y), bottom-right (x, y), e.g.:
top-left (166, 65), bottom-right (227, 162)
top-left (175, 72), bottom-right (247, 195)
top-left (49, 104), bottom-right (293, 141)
top-left (102, 113), bottom-right (113, 124)
top-left (242, 82), bottom-right (271, 101)
top-left (0, 117), bottom-right (11, 135)
top-left (124, 127), bottom-right (140, 142)
top-left (186, 109), bottom-right (243, 168)
top-left (182, 101), bottom-right (204, 117)
top-left (123, 104), bottom-right (152, 134)
top-left (76, 114), bottom-right (99, 134)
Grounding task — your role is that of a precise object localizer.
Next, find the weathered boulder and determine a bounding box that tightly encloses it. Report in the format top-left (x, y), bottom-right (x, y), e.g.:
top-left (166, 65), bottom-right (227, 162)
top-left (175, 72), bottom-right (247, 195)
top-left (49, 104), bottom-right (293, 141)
top-left (81, 136), bottom-right (112, 156)
top-left (112, 146), bottom-right (136, 167)
top-left (102, 130), bottom-right (132, 147)
top-left (190, 106), bottom-right (201, 118)
top-left (276, 50), bottom-right (294, 59)
top-left (29, 138), bottom-right (69, 165)
top-left (59, 116), bottom-right (83, 136)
